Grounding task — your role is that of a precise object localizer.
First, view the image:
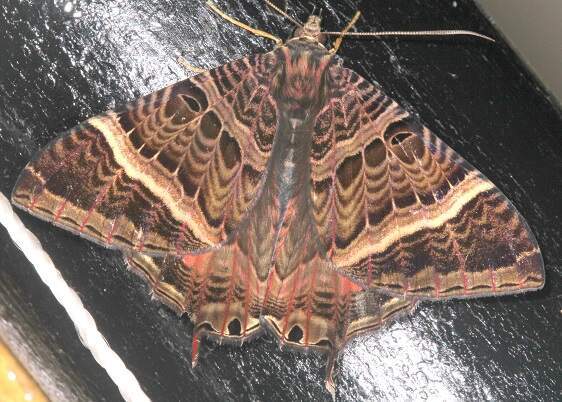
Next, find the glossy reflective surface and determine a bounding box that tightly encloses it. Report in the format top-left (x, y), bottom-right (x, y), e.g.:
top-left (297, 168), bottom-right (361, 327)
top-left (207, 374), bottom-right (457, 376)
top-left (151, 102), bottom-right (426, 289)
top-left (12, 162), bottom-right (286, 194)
top-left (0, 1), bottom-right (560, 401)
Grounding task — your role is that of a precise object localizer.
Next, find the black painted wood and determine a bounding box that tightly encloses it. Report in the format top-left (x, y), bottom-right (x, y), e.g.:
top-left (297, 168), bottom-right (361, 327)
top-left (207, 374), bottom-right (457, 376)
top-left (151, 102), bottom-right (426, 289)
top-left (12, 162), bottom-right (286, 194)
top-left (0, 0), bottom-right (560, 401)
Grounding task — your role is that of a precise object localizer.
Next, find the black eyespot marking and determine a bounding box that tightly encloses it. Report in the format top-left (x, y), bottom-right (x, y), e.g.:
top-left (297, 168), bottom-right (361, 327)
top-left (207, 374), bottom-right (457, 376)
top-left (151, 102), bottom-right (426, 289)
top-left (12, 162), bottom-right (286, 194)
top-left (200, 110), bottom-right (222, 139)
top-left (228, 318), bottom-right (242, 336)
top-left (287, 325), bottom-right (304, 343)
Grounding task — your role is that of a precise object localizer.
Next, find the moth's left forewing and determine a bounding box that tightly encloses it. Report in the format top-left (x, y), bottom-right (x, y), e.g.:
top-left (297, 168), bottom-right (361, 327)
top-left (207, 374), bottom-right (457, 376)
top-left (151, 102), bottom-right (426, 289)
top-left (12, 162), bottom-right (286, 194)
top-left (11, 52), bottom-right (281, 255)
top-left (310, 65), bottom-right (545, 299)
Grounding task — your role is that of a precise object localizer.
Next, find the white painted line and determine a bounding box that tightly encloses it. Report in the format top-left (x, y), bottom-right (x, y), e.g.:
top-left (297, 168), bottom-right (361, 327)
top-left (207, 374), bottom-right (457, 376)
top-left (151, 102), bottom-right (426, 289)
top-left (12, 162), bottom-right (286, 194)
top-left (0, 192), bottom-right (151, 402)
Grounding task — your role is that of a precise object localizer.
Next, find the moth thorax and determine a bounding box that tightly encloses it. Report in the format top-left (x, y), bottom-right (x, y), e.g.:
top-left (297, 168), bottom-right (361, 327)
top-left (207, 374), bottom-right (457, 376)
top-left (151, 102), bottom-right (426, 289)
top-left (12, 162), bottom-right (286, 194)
top-left (274, 51), bottom-right (332, 115)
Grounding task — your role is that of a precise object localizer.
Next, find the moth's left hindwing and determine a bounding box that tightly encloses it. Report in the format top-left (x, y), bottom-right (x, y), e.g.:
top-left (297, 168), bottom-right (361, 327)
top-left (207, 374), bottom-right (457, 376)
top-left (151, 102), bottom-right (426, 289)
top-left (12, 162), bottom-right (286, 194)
top-left (310, 65), bottom-right (545, 299)
top-left (12, 52), bottom-right (281, 255)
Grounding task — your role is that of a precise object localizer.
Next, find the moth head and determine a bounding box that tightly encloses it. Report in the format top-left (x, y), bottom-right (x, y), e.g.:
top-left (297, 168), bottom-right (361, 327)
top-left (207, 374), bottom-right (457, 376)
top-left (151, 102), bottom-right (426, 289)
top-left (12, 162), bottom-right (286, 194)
top-left (292, 15), bottom-right (327, 45)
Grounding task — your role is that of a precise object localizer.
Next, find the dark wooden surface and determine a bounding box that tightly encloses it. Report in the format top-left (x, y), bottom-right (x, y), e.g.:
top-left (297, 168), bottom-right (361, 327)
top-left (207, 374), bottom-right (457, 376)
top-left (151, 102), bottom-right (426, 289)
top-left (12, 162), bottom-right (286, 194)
top-left (0, 0), bottom-right (560, 401)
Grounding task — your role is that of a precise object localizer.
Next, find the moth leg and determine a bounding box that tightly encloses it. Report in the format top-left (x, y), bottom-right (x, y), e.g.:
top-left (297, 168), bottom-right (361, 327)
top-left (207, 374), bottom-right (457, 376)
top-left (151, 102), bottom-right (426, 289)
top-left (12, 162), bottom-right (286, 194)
top-left (325, 352), bottom-right (337, 401)
top-left (330, 10), bottom-right (361, 54)
top-left (206, 0), bottom-right (283, 46)
top-left (191, 332), bottom-right (202, 368)
top-left (177, 55), bottom-right (207, 74)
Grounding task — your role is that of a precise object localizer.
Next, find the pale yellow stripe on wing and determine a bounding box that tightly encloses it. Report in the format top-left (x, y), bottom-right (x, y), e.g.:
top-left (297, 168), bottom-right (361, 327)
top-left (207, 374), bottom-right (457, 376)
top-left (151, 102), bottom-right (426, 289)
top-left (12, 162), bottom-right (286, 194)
top-left (88, 114), bottom-right (215, 247)
top-left (334, 175), bottom-right (496, 266)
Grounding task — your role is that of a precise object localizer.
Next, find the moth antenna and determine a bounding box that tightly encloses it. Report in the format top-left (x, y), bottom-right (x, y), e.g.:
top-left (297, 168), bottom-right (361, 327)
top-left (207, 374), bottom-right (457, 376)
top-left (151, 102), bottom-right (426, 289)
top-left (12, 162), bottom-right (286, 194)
top-left (207, 0), bottom-right (283, 45)
top-left (264, 0), bottom-right (303, 27)
top-left (331, 10), bottom-right (362, 53)
top-left (323, 29), bottom-right (495, 42)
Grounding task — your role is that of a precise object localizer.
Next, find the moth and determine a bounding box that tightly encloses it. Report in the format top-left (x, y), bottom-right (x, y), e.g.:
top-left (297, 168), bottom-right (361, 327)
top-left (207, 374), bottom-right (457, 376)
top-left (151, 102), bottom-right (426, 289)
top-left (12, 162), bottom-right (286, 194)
top-left (11, 0), bottom-right (545, 396)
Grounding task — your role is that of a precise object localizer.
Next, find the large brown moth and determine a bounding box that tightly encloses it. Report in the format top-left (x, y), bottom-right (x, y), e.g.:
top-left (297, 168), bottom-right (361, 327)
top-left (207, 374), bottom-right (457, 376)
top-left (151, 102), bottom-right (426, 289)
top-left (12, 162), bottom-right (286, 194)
top-left (10, 0), bottom-right (545, 396)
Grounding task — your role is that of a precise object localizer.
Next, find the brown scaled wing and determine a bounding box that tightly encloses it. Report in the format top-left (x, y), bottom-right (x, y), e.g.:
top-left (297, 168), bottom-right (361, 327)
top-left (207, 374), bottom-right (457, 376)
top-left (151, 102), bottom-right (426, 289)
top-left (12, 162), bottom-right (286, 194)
top-left (310, 66), bottom-right (545, 299)
top-left (12, 52), bottom-right (280, 255)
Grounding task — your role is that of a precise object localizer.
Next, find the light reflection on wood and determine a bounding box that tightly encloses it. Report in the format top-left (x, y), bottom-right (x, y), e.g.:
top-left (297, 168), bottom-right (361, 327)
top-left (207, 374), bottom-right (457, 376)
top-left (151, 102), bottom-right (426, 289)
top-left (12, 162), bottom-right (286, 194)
top-left (0, 340), bottom-right (48, 402)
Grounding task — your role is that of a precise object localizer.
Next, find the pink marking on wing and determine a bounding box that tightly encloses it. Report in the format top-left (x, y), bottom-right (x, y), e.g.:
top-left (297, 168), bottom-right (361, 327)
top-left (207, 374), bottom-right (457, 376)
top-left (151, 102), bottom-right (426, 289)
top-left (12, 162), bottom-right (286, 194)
top-left (304, 258), bottom-right (319, 347)
top-left (329, 179), bottom-right (337, 255)
top-left (262, 269), bottom-right (275, 311)
top-left (462, 271), bottom-right (469, 295)
top-left (53, 199), bottom-right (68, 222)
top-left (136, 237), bottom-right (145, 252)
top-left (105, 219), bottom-right (118, 244)
top-left (404, 279), bottom-right (411, 295)
top-left (194, 254), bottom-right (211, 318)
top-left (511, 244), bottom-right (525, 290)
top-left (329, 273), bottom-right (341, 334)
top-left (451, 236), bottom-right (469, 295)
top-left (175, 222), bottom-right (187, 255)
top-left (433, 271), bottom-right (441, 298)
top-left (28, 186), bottom-right (42, 210)
top-left (490, 269), bottom-right (497, 293)
top-left (281, 265), bottom-right (302, 340)
top-left (366, 254), bottom-right (373, 285)
top-left (326, 102), bottom-right (338, 257)
top-left (220, 251), bottom-right (237, 337)
top-left (135, 210), bottom-right (158, 252)
top-left (339, 279), bottom-right (356, 342)
top-left (517, 266), bottom-right (527, 289)
top-left (241, 253), bottom-right (252, 337)
top-left (245, 226), bottom-right (261, 326)
top-left (80, 177), bottom-right (117, 232)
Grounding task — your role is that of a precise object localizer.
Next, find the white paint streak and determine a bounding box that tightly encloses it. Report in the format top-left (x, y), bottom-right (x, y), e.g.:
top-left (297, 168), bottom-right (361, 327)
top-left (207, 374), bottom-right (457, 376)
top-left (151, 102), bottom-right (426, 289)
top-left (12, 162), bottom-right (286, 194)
top-left (0, 192), bottom-right (151, 402)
